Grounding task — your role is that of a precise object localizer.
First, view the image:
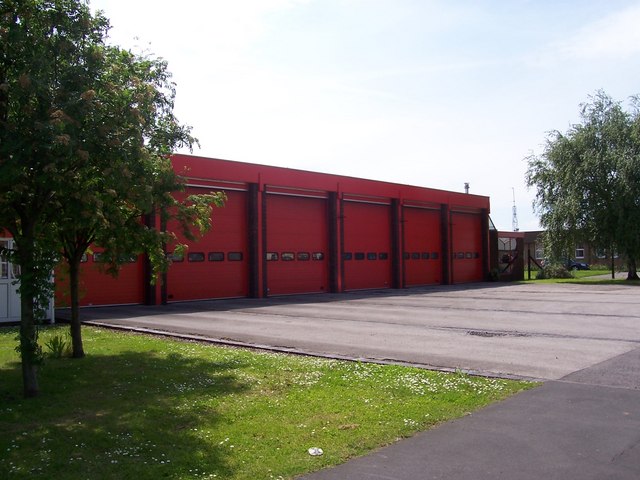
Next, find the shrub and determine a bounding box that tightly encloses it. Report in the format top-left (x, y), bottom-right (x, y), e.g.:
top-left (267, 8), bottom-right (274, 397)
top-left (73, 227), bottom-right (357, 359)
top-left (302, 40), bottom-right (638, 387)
top-left (536, 264), bottom-right (573, 279)
top-left (44, 334), bottom-right (71, 359)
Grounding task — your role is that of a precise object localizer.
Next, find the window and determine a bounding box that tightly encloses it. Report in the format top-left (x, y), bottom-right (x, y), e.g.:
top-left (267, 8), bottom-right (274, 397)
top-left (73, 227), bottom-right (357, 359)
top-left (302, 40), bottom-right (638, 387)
top-left (93, 252), bottom-right (104, 262)
top-left (474, 252), bottom-right (479, 259)
top-left (208, 252), bottom-right (225, 262)
top-left (431, 252), bottom-right (439, 260)
top-left (167, 252), bottom-right (184, 262)
top-left (228, 252), bottom-right (244, 261)
top-left (403, 252), bottom-right (410, 260)
top-left (367, 252), bottom-right (377, 260)
top-left (379, 252), bottom-right (389, 260)
top-left (421, 252), bottom-right (430, 260)
top-left (465, 252), bottom-right (473, 259)
top-left (188, 252), bottom-right (205, 262)
top-left (575, 244), bottom-right (585, 259)
top-left (534, 243), bottom-right (544, 260)
top-left (80, 253), bottom-right (88, 263)
top-left (281, 252), bottom-right (294, 261)
top-left (266, 252), bottom-right (279, 261)
top-left (595, 248), bottom-right (606, 259)
top-left (0, 240), bottom-right (8, 279)
top-left (354, 252), bottom-right (365, 260)
top-left (411, 252), bottom-right (420, 260)
top-left (312, 252), bottom-right (324, 261)
top-left (297, 252), bottom-right (310, 261)
top-left (457, 252), bottom-right (465, 259)
top-left (343, 252), bottom-right (353, 261)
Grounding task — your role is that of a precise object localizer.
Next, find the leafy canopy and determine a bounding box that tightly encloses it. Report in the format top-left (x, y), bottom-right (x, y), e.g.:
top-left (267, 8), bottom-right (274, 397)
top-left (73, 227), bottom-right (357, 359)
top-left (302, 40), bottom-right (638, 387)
top-left (526, 91), bottom-right (640, 278)
top-left (0, 0), bottom-right (224, 394)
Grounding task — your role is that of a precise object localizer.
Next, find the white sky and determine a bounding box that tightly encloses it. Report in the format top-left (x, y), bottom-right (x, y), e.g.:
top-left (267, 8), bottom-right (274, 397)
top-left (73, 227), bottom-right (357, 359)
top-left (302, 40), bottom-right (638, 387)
top-left (90, 0), bottom-right (640, 231)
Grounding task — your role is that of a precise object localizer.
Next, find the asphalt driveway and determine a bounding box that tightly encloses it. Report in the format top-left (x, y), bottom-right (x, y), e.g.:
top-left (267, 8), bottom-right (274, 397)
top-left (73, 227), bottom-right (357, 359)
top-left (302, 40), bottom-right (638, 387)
top-left (65, 282), bottom-right (640, 381)
top-left (59, 281), bottom-right (640, 479)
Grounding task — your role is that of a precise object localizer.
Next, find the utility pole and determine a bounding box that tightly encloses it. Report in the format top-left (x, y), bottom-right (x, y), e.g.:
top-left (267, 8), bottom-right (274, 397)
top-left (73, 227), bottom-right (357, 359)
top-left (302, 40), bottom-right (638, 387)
top-left (512, 187), bottom-right (519, 232)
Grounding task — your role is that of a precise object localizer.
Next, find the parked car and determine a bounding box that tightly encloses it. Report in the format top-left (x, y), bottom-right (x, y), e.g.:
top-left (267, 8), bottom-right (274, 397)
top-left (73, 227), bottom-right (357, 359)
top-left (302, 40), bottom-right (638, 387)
top-left (567, 259), bottom-right (590, 270)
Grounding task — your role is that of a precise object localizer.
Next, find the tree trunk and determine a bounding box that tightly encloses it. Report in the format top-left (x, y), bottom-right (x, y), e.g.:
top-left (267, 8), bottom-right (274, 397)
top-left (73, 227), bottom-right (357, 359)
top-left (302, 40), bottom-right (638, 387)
top-left (19, 259), bottom-right (40, 398)
top-left (611, 252), bottom-right (615, 280)
top-left (627, 257), bottom-right (639, 280)
top-left (68, 259), bottom-right (85, 358)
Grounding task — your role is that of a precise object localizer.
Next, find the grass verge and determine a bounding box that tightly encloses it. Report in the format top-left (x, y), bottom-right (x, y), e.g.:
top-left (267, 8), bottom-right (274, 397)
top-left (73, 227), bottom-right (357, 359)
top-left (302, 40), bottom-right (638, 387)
top-left (1, 326), bottom-right (535, 479)
top-left (521, 269), bottom-right (640, 284)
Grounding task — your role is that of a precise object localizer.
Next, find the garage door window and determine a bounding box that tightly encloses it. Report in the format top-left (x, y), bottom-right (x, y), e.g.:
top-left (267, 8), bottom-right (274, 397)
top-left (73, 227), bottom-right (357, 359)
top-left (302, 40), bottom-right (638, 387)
top-left (188, 252), bottom-right (205, 262)
top-left (208, 252), bottom-right (225, 262)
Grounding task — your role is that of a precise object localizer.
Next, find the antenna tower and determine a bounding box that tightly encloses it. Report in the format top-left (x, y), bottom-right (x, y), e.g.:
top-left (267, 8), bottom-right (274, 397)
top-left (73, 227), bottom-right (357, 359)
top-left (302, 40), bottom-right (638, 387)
top-left (512, 187), bottom-right (519, 232)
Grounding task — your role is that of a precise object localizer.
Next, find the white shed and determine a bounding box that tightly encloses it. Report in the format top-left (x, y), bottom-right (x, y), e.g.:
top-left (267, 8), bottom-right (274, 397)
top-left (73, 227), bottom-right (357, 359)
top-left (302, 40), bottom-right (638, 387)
top-left (1, 238), bottom-right (55, 323)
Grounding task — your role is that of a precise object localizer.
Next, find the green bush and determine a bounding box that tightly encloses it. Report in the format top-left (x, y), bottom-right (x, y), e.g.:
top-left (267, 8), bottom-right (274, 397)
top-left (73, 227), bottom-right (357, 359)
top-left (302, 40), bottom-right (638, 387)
top-left (44, 334), bottom-right (71, 359)
top-left (536, 264), bottom-right (573, 279)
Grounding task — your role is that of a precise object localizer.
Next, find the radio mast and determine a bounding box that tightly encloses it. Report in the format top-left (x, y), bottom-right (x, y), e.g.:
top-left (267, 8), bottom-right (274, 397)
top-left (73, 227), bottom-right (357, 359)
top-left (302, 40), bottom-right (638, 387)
top-left (512, 187), bottom-right (519, 232)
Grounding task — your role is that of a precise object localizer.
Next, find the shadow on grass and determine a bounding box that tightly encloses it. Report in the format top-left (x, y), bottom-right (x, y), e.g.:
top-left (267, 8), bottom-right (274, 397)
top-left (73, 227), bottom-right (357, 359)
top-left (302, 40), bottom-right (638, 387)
top-left (0, 338), bottom-right (249, 479)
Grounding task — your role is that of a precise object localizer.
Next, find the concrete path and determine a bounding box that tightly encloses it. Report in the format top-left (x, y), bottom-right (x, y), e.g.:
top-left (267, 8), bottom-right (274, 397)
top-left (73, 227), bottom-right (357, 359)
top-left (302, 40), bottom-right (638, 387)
top-left (69, 282), bottom-right (640, 381)
top-left (61, 282), bottom-right (640, 479)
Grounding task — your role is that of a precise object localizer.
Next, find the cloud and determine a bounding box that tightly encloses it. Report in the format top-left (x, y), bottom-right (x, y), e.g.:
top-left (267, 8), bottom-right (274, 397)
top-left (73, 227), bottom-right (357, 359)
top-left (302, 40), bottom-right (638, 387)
top-left (557, 4), bottom-right (640, 60)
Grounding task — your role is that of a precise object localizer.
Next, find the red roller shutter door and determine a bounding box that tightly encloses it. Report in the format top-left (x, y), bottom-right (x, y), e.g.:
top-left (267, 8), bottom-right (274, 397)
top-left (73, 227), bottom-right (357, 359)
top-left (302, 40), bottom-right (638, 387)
top-left (58, 255), bottom-right (145, 307)
top-left (266, 194), bottom-right (329, 295)
top-left (343, 201), bottom-right (392, 290)
top-left (451, 212), bottom-right (483, 283)
top-left (403, 207), bottom-right (442, 286)
top-left (166, 189), bottom-right (249, 301)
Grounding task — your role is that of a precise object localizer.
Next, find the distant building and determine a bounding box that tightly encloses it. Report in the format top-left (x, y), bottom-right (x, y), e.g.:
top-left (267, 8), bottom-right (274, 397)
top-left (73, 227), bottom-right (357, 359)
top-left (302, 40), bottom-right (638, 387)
top-left (523, 231), bottom-right (625, 269)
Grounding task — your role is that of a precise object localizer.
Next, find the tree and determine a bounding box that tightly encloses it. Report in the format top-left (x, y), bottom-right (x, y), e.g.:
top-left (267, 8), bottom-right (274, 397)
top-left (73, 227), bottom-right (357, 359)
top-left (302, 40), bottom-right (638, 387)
top-left (526, 91), bottom-right (640, 280)
top-left (53, 43), bottom-right (224, 360)
top-left (0, 0), bottom-right (223, 396)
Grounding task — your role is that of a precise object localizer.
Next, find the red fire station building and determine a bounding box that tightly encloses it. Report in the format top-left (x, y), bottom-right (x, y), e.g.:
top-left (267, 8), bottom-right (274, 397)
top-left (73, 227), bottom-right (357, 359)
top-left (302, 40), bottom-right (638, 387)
top-left (51, 153), bottom-right (491, 308)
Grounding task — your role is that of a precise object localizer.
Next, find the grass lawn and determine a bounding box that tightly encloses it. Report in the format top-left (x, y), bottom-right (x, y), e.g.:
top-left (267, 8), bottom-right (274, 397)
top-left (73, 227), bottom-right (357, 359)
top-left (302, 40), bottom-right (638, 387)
top-left (521, 269), bottom-right (640, 284)
top-left (1, 326), bottom-right (534, 479)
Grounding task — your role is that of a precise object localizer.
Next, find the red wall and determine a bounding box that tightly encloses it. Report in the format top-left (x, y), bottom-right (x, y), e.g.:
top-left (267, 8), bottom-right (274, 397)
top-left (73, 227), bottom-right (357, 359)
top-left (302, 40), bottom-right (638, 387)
top-left (54, 154), bottom-right (491, 306)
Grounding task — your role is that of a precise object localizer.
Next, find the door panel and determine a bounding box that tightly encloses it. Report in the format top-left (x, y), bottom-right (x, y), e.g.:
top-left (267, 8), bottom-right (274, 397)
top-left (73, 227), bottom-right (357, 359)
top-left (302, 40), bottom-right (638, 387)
top-left (403, 207), bottom-right (442, 286)
top-left (343, 202), bottom-right (392, 290)
top-left (266, 195), bottom-right (328, 295)
top-left (451, 213), bottom-right (483, 283)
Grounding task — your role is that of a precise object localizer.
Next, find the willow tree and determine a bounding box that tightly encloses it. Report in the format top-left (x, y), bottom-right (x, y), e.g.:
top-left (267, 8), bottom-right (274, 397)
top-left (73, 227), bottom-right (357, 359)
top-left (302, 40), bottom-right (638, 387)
top-left (0, 0), bottom-right (223, 396)
top-left (526, 91), bottom-right (640, 279)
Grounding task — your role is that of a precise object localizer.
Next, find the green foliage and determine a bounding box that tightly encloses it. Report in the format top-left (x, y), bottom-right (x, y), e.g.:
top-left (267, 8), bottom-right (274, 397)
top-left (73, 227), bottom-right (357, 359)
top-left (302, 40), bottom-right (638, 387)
top-left (536, 264), bottom-right (572, 279)
top-left (0, 0), bottom-right (224, 388)
top-left (0, 326), bottom-right (535, 479)
top-left (44, 333), bottom-right (71, 358)
top-left (526, 91), bottom-right (640, 280)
